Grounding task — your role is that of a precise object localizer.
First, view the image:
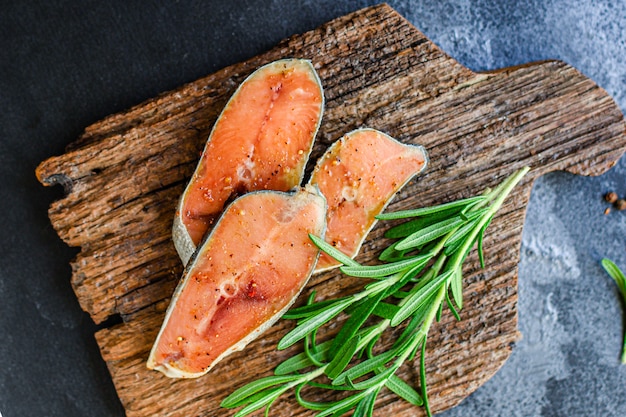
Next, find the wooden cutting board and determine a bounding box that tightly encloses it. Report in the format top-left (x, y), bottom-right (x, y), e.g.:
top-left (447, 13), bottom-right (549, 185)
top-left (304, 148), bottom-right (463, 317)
top-left (36, 4), bottom-right (626, 416)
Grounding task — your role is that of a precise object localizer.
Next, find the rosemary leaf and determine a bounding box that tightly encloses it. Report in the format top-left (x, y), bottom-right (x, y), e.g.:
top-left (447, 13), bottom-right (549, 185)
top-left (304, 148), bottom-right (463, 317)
top-left (444, 216), bottom-right (481, 249)
top-left (384, 208), bottom-right (462, 238)
top-left (274, 339), bottom-right (332, 375)
top-left (391, 313), bottom-right (423, 351)
top-left (372, 301), bottom-right (400, 320)
top-left (340, 254), bottom-right (430, 278)
top-left (391, 290), bottom-right (412, 298)
top-left (420, 341), bottom-right (432, 417)
top-left (332, 347), bottom-right (398, 386)
top-left (382, 261), bottom-right (431, 297)
top-left (304, 331), bottom-right (325, 367)
top-left (477, 214), bottom-right (493, 268)
top-left (325, 336), bottom-right (361, 379)
top-left (221, 375), bottom-right (301, 408)
top-left (602, 258), bottom-right (626, 297)
top-left (395, 216), bottom-right (465, 251)
top-left (315, 391), bottom-right (370, 417)
top-left (391, 270), bottom-right (453, 326)
top-left (348, 366), bottom-right (395, 390)
top-left (385, 374), bottom-right (423, 406)
top-left (376, 196), bottom-right (487, 220)
top-left (278, 298), bottom-right (353, 350)
top-left (445, 287), bottom-right (462, 321)
top-left (283, 296), bottom-right (349, 320)
top-left (353, 387), bottom-right (380, 417)
top-left (378, 240), bottom-right (407, 261)
top-left (435, 299), bottom-right (443, 322)
top-left (294, 383), bottom-right (333, 411)
top-left (231, 389), bottom-right (283, 417)
top-left (309, 233), bottom-right (360, 267)
top-left (449, 266), bottom-right (463, 310)
top-left (365, 329), bottom-right (383, 360)
top-left (601, 258), bottom-right (626, 364)
top-left (264, 395), bottom-right (280, 417)
top-left (396, 208), bottom-right (485, 253)
top-left (443, 233), bottom-right (466, 256)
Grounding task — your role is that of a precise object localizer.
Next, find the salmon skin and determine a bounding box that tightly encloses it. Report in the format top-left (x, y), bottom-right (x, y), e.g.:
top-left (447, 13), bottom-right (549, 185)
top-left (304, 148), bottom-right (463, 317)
top-left (174, 59), bottom-right (324, 265)
top-left (148, 187), bottom-right (326, 378)
top-left (310, 128), bottom-right (428, 272)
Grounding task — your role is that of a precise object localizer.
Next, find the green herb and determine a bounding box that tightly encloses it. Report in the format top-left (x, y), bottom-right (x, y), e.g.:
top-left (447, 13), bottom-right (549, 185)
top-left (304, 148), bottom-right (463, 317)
top-left (222, 167), bottom-right (529, 417)
top-left (601, 258), bottom-right (626, 364)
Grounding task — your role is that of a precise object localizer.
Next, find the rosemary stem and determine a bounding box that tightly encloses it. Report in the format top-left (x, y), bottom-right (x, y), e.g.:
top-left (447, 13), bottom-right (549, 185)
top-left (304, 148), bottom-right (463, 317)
top-left (485, 167), bottom-right (530, 215)
top-left (621, 335), bottom-right (626, 364)
top-left (484, 167), bottom-right (528, 204)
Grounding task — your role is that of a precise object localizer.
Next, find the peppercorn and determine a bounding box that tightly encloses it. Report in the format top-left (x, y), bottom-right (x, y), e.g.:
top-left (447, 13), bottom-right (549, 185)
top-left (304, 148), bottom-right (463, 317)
top-left (605, 191), bottom-right (618, 204)
top-left (616, 199), bottom-right (626, 211)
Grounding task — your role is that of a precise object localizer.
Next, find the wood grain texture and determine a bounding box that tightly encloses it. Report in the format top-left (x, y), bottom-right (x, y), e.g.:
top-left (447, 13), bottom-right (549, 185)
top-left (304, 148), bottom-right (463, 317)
top-left (36, 4), bottom-right (626, 416)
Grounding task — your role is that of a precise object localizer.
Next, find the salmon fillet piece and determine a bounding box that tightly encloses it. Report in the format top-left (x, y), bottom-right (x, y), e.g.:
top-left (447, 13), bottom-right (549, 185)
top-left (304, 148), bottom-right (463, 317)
top-left (149, 187), bottom-right (326, 378)
top-left (174, 59), bottom-right (324, 264)
top-left (310, 129), bottom-right (427, 272)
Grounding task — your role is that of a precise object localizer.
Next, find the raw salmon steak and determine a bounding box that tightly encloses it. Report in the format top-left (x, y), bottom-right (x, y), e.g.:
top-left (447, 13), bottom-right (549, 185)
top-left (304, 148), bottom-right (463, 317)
top-left (148, 187), bottom-right (326, 378)
top-left (310, 128), bottom-right (427, 272)
top-left (174, 59), bottom-right (324, 264)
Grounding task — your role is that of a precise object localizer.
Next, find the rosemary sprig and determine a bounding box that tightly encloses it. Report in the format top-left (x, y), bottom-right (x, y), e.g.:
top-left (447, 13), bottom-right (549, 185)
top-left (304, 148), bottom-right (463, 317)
top-left (601, 258), bottom-right (626, 364)
top-left (222, 167), bottom-right (529, 417)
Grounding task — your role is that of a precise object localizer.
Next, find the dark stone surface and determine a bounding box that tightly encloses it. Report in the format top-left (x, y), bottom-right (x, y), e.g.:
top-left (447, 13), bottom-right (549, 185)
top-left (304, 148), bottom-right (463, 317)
top-left (0, 1), bottom-right (624, 416)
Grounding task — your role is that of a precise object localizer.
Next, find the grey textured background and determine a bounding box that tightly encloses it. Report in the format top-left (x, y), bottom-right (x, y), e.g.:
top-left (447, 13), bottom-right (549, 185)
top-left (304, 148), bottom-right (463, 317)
top-left (1, 1), bottom-right (625, 416)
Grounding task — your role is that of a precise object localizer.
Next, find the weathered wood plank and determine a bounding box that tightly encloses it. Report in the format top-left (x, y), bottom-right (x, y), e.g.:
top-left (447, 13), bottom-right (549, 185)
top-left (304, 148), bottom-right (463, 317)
top-left (36, 4), bottom-right (626, 416)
